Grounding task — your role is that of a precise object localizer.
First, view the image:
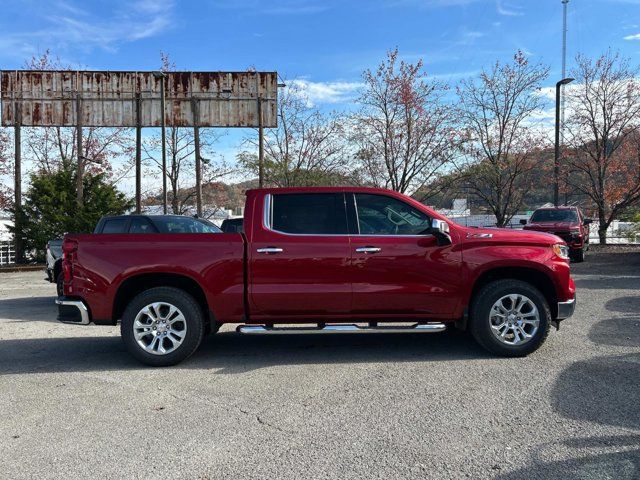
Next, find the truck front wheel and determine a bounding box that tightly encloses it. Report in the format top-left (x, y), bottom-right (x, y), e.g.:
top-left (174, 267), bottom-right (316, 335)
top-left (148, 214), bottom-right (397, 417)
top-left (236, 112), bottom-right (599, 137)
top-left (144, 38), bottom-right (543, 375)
top-left (121, 287), bottom-right (205, 367)
top-left (572, 248), bottom-right (585, 263)
top-left (469, 279), bottom-right (551, 357)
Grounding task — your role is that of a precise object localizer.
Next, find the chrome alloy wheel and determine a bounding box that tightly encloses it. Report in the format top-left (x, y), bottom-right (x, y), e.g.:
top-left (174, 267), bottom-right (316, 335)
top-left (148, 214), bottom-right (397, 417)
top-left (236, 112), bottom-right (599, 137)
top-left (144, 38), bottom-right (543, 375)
top-left (489, 294), bottom-right (540, 346)
top-left (133, 302), bottom-right (187, 355)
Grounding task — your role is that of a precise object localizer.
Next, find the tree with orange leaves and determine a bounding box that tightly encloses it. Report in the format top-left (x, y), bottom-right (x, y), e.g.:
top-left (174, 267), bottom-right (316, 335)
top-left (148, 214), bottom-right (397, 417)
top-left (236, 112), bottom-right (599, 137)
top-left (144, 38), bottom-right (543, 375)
top-left (352, 48), bottom-right (456, 195)
top-left (565, 51), bottom-right (640, 244)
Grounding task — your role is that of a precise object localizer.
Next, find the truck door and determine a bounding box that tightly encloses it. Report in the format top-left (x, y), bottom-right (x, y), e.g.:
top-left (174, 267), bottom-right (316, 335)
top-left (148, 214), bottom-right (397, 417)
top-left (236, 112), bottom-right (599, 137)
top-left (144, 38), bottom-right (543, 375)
top-left (249, 192), bottom-right (352, 319)
top-left (348, 193), bottom-right (462, 317)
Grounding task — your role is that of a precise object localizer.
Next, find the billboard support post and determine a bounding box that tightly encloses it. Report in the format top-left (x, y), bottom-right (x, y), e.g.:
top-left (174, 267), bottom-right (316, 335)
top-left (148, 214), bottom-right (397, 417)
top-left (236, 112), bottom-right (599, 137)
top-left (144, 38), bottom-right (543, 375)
top-left (192, 98), bottom-right (203, 217)
top-left (135, 93), bottom-right (142, 214)
top-left (76, 94), bottom-right (83, 205)
top-left (13, 101), bottom-right (23, 264)
top-left (258, 96), bottom-right (264, 188)
top-left (158, 74), bottom-right (168, 214)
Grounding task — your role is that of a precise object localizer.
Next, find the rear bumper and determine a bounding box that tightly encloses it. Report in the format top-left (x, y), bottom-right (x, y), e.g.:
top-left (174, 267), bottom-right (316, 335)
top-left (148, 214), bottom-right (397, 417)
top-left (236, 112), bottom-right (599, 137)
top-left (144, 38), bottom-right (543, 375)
top-left (556, 297), bottom-right (576, 320)
top-left (56, 296), bottom-right (91, 325)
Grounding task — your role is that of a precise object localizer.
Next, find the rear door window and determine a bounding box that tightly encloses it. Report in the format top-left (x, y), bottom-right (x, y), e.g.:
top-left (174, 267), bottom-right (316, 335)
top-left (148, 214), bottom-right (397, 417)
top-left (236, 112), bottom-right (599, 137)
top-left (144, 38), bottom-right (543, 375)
top-left (271, 193), bottom-right (348, 235)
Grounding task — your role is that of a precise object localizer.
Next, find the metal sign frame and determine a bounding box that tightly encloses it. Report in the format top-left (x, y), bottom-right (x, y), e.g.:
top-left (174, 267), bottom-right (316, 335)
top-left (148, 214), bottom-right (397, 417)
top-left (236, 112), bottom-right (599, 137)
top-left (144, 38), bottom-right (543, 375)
top-left (1, 70), bottom-right (279, 262)
top-left (0, 70), bottom-right (277, 127)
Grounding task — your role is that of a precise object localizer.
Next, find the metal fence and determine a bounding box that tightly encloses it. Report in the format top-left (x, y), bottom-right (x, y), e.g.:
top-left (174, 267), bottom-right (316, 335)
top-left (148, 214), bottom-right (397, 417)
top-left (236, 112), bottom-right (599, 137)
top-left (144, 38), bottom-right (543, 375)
top-left (448, 215), bottom-right (640, 245)
top-left (0, 241), bottom-right (15, 265)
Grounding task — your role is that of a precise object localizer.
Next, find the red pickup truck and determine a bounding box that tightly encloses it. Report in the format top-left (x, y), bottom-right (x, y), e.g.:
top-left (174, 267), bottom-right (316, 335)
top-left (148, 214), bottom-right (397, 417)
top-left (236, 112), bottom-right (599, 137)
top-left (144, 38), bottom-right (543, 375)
top-left (57, 187), bottom-right (576, 366)
top-left (521, 206), bottom-right (592, 262)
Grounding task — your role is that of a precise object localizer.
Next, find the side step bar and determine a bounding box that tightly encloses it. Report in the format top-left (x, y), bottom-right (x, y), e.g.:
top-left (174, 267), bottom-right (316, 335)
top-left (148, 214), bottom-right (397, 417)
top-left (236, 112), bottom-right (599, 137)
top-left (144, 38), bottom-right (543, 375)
top-left (236, 323), bottom-right (447, 335)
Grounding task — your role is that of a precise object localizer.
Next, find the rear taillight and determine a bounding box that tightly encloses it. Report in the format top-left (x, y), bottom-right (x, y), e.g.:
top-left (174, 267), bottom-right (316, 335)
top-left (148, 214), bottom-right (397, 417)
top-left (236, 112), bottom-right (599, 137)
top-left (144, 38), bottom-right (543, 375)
top-left (62, 239), bottom-right (78, 283)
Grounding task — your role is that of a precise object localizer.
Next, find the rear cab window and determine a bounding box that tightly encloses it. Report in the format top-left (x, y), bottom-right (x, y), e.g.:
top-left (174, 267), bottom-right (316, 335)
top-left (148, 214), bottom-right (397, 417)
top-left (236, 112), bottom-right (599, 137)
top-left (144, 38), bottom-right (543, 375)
top-left (152, 217), bottom-right (221, 234)
top-left (128, 218), bottom-right (155, 233)
top-left (101, 218), bottom-right (128, 233)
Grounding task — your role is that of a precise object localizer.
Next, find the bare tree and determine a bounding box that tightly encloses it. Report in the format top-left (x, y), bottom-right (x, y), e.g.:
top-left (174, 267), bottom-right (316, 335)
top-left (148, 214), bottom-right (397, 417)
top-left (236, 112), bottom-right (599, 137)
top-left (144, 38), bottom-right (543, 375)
top-left (565, 52), bottom-right (640, 243)
top-left (351, 48), bottom-right (455, 195)
top-left (143, 53), bottom-right (233, 215)
top-left (0, 128), bottom-right (12, 211)
top-left (456, 51), bottom-right (549, 226)
top-left (238, 82), bottom-right (349, 187)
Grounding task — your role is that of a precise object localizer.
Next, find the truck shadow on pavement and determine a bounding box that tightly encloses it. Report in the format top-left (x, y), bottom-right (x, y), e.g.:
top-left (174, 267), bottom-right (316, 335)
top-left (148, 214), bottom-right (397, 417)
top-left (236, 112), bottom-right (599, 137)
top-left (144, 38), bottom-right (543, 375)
top-left (0, 297), bottom-right (59, 323)
top-left (497, 295), bottom-right (640, 480)
top-left (0, 329), bottom-right (490, 375)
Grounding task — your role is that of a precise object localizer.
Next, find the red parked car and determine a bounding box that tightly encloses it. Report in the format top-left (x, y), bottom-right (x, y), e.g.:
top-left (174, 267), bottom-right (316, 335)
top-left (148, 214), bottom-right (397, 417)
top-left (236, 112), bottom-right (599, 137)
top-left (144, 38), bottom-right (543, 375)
top-left (56, 187), bottom-right (576, 366)
top-left (521, 206), bottom-right (592, 262)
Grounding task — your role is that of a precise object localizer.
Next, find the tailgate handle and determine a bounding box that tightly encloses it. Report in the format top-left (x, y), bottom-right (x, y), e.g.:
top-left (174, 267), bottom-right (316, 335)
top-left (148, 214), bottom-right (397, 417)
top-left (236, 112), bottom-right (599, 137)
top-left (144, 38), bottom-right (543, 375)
top-left (257, 247), bottom-right (283, 254)
top-left (355, 246), bottom-right (381, 254)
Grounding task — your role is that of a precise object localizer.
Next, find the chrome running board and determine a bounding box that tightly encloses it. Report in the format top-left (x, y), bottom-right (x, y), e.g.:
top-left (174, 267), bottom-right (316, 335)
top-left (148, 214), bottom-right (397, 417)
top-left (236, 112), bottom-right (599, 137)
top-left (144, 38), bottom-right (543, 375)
top-left (236, 323), bottom-right (447, 334)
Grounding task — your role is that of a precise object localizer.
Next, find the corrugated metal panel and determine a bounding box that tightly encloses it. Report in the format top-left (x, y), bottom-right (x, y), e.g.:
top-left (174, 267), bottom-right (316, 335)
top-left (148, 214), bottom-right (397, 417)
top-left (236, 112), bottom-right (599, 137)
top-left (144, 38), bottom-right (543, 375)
top-left (0, 70), bottom-right (278, 128)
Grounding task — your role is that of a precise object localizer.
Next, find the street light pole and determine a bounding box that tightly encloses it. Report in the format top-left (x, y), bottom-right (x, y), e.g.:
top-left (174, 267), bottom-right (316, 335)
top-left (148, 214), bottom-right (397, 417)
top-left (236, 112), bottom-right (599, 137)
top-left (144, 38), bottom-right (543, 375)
top-left (554, 77), bottom-right (574, 206)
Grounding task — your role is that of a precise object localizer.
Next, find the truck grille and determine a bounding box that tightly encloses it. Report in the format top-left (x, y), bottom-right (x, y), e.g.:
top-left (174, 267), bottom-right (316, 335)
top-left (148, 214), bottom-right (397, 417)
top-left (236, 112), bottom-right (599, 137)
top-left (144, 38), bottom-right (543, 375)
top-left (554, 232), bottom-right (572, 243)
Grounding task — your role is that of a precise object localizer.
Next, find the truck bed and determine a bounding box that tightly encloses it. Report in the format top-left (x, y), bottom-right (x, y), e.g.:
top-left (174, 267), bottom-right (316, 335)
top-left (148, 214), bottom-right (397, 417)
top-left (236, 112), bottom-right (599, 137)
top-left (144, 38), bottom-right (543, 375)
top-left (64, 233), bottom-right (246, 324)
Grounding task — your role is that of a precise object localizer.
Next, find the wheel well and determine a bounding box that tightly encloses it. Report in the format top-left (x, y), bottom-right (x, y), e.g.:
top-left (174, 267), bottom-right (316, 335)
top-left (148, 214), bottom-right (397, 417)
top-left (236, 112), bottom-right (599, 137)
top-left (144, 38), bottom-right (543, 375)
top-left (112, 273), bottom-right (212, 328)
top-left (469, 267), bottom-right (558, 319)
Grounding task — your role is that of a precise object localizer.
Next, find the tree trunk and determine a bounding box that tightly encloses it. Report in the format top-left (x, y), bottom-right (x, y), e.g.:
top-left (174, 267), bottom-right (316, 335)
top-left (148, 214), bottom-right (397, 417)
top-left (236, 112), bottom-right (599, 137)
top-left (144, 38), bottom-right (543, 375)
top-left (598, 208), bottom-right (608, 245)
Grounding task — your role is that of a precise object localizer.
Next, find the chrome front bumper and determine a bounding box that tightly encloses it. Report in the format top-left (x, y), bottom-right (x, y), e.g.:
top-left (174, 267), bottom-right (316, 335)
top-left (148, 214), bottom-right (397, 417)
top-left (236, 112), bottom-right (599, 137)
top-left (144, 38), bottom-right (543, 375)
top-left (557, 297), bottom-right (576, 320)
top-left (55, 297), bottom-right (91, 325)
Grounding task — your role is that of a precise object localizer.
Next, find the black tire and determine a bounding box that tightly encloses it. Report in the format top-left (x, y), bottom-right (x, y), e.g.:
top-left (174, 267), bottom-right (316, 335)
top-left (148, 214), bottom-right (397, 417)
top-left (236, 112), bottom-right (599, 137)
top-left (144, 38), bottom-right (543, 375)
top-left (56, 273), bottom-right (64, 297)
top-left (469, 279), bottom-right (551, 357)
top-left (121, 287), bottom-right (205, 367)
top-left (572, 248), bottom-right (585, 263)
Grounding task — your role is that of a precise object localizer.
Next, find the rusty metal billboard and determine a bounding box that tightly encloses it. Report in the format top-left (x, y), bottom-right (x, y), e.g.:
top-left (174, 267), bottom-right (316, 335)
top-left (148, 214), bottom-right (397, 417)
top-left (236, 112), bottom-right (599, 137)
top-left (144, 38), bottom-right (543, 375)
top-left (0, 70), bottom-right (277, 128)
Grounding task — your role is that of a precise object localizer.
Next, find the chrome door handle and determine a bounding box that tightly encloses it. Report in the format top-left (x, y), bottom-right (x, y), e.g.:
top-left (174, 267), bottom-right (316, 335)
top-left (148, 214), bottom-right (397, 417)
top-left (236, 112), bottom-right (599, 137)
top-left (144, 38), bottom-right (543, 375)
top-left (257, 247), bottom-right (283, 254)
top-left (355, 247), bottom-right (381, 254)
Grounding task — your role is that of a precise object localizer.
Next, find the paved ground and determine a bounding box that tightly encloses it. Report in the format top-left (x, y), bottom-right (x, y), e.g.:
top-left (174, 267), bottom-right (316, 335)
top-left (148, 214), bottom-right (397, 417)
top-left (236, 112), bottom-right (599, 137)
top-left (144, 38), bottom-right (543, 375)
top-left (0, 250), bottom-right (638, 479)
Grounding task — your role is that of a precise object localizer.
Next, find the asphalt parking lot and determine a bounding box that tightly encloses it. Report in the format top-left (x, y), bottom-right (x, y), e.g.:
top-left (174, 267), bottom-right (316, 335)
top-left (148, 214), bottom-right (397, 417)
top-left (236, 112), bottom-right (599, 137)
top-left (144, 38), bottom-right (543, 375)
top-left (0, 249), bottom-right (638, 480)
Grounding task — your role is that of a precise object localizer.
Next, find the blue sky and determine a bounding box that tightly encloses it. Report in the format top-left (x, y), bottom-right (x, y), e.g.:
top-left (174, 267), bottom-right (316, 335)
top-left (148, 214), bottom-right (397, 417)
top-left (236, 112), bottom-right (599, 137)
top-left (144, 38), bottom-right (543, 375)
top-left (1, 0), bottom-right (640, 190)
top-left (2, 0), bottom-right (639, 99)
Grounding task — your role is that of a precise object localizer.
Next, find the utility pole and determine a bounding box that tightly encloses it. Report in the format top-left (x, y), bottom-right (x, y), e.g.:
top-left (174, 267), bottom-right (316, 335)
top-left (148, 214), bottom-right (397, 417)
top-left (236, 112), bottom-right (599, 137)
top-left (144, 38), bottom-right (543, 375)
top-left (555, 78), bottom-right (574, 206)
top-left (561, 0), bottom-right (569, 203)
top-left (561, 0), bottom-right (569, 130)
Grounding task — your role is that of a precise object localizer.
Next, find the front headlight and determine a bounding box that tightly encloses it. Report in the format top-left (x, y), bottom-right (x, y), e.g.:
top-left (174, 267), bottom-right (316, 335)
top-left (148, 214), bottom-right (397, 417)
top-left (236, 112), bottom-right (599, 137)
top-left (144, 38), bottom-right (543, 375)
top-left (552, 244), bottom-right (570, 260)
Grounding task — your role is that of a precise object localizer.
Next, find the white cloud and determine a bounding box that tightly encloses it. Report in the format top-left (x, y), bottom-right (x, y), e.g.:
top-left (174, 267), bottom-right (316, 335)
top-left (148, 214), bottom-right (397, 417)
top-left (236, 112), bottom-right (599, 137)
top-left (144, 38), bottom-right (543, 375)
top-left (2, 0), bottom-right (174, 57)
top-left (212, 0), bottom-right (330, 15)
top-left (496, 0), bottom-right (524, 16)
top-left (624, 33), bottom-right (640, 40)
top-left (288, 79), bottom-right (364, 106)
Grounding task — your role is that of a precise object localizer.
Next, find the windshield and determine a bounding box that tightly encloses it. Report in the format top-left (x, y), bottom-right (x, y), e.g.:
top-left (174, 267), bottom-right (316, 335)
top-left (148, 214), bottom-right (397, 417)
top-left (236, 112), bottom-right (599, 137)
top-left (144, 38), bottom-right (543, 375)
top-left (530, 209), bottom-right (578, 223)
top-left (152, 217), bottom-right (222, 234)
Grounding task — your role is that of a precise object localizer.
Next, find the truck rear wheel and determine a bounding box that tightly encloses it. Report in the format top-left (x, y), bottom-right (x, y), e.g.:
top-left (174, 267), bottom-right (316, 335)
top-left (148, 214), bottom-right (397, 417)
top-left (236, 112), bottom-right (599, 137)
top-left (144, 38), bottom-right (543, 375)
top-left (121, 287), bottom-right (205, 367)
top-left (469, 279), bottom-right (551, 357)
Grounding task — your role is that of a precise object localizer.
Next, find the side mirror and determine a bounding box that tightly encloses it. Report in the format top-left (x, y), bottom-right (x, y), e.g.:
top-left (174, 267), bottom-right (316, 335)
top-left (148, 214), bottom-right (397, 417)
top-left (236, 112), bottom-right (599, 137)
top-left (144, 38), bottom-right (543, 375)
top-left (519, 219), bottom-right (527, 225)
top-left (584, 218), bottom-right (593, 225)
top-left (431, 218), bottom-right (452, 246)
